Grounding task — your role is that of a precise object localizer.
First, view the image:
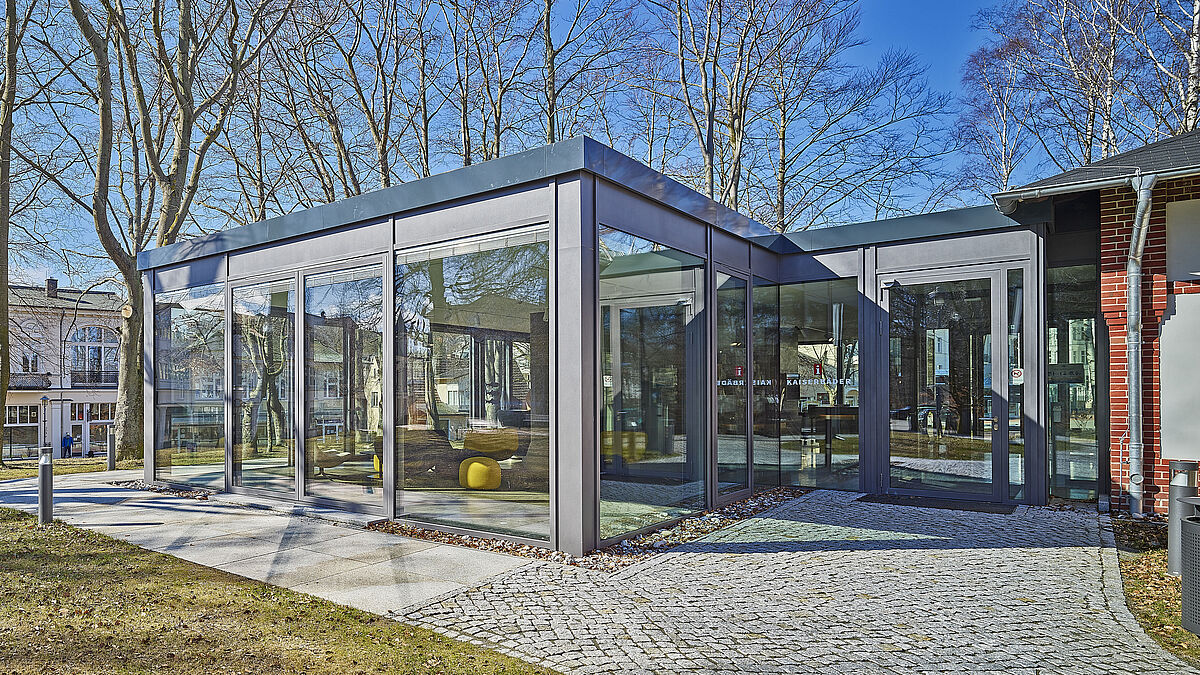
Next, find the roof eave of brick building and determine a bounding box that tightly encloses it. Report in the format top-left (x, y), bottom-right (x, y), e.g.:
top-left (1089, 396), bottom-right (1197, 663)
top-left (992, 163), bottom-right (1200, 209)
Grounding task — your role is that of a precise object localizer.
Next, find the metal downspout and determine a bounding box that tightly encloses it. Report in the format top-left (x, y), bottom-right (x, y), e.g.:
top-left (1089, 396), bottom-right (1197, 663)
top-left (1127, 173), bottom-right (1157, 518)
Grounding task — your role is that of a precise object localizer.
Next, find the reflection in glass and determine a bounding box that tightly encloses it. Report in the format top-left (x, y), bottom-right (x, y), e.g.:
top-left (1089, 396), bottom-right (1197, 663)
top-left (1047, 265), bottom-right (1099, 500)
top-left (1008, 270), bottom-right (1025, 499)
top-left (888, 278), bottom-right (992, 494)
top-left (394, 228), bottom-right (550, 540)
top-left (304, 266), bottom-right (385, 508)
top-left (752, 278), bottom-right (780, 492)
top-left (716, 274), bottom-right (749, 495)
top-left (599, 228), bottom-right (705, 539)
top-left (779, 280), bottom-right (859, 489)
top-left (232, 281), bottom-right (296, 493)
top-left (153, 285), bottom-right (225, 488)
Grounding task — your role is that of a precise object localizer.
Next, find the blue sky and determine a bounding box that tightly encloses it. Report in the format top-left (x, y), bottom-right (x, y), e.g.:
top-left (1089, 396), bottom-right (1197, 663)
top-left (854, 0), bottom-right (993, 96)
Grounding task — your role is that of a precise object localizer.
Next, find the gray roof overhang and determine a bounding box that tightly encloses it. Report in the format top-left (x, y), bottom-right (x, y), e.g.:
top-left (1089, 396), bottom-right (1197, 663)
top-left (137, 137), bottom-right (774, 271)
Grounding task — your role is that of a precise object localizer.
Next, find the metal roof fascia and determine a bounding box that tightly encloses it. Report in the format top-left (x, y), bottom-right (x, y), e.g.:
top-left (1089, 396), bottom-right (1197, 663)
top-left (137, 138), bottom-right (591, 271)
top-left (137, 137), bottom-right (775, 272)
top-left (754, 205), bottom-right (1019, 253)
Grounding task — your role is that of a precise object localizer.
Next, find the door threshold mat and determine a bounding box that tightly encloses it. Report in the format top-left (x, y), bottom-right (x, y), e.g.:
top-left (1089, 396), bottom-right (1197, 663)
top-left (856, 494), bottom-right (1017, 514)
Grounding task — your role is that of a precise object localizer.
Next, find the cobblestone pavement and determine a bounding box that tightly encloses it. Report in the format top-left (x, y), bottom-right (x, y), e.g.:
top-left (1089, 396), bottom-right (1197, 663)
top-left (406, 490), bottom-right (1196, 674)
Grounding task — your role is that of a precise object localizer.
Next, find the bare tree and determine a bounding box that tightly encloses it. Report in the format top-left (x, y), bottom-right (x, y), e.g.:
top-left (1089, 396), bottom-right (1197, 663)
top-left (745, 3), bottom-right (956, 231)
top-left (27, 0), bottom-right (292, 457)
top-left (959, 39), bottom-right (1035, 195)
top-left (467, 0), bottom-right (538, 160)
top-left (977, 0), bottom-right (1135, 171)
top-left (1099, 0), bottom-right (1200, 134)
top-left (537, 0), bottom-right (633, 144)
top-left (0, 0), bottom-right (31, 459)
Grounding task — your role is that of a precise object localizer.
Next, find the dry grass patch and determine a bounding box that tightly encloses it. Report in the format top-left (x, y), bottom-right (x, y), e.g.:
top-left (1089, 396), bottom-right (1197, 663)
top-left (1115, 517), bottom-right (1200, 667)
top-left (0, 507), bottom-right (552, 675)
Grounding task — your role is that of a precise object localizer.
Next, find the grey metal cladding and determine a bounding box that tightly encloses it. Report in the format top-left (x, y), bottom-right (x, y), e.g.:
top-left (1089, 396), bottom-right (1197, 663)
top-left (582, 141), bottom-right (772, 239)
top-left (153, 254), bottom-right (227, 291)
top-left (138, 137), bottom-right (774, 271)
top-left (876, 228), bottom-right (1034, 273)
top-left (711, 228), bottom-right (751, 271)
top-left (776, 249), bottom-right (860, 283)
top-left (596, 179), bottom-right (708, 257)
top-left (757, 205), bottom-right (1021, 254)
top-left (228, 219), bottom-right (391, 278)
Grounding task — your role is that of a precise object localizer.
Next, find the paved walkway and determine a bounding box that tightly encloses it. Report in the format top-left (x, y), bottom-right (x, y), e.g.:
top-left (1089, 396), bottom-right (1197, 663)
top-left (408, 491), bottom-right (1195, 674)
top-left (0, 473), bottom-right (1192, 673)
top-left (0, 470), bottom-right (524, 614)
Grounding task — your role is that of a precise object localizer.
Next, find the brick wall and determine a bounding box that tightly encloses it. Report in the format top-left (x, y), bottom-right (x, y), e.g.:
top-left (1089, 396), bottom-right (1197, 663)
top-left (1100, 175), bottom-right (1200, 512)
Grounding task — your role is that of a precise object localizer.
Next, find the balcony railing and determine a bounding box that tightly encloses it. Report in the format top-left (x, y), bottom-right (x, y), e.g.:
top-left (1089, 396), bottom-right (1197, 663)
top-left (72, 369), bottom-right (118, 387)
top-left (9, 373), bottom-right (50, 390)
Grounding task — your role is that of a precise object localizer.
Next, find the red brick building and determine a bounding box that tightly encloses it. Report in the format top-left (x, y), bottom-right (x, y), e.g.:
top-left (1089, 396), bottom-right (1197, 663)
top-left (996, 130), bottom-right (1200, 514)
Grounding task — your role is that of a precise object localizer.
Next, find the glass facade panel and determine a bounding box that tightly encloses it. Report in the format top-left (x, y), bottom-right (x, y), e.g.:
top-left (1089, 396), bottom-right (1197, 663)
top-left (304, 265), bottom-right (385, 508)
top-left (599, 228), bottom-right (705, 540)
top-left (779, 279), bottom-right (860, 489)
top-left (716, 273), bottom-right (749, 495)
top-left (1047, 264), bottom-right (1100, 500)
top-left (232, 280), bottom-right (296, 493)
top-left (394, 228), bottom-right (551, 540)
top-left (752, 278), bottom-right (780, 492)
top-left (1008, 270), bottom-right (1026, 499)
top-left (154, 284), bottom-right (225, 488)
top-left (888, 278), bottom-right (993, 494)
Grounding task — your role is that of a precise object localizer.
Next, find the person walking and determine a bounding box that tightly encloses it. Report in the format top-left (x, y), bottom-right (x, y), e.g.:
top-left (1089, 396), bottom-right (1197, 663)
top-left (61, 433), bottom-right (73, 459)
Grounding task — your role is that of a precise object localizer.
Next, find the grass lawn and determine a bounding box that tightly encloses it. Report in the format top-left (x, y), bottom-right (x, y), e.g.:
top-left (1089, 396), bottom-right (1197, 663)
top-left (0, 456), bottom-right (144, 481)
top-left (0, 508), bottom-right (552, 675)
top-left (1115, 518), bottom-right (1200, 667)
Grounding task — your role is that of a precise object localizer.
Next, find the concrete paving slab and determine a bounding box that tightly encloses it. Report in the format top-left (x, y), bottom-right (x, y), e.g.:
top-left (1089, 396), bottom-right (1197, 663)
top-left (229, 521), bottom-right (361, 550)
top-left (113, 524), bottom-right (237, 551)
top-left (299, 530), bottom-right (439, 563)
top-left (292, 563), bottom-right (463, 616)
top-left (161, 533), bottom-right (304, 567)
top-left (382, 543), bottom-right (526, 584)
top-left (216, 546), bottom-right (374, 586)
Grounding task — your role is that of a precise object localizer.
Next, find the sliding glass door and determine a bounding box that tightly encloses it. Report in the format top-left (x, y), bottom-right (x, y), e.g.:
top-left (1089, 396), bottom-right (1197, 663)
top-left (302, 264), bottom-right (386, 511)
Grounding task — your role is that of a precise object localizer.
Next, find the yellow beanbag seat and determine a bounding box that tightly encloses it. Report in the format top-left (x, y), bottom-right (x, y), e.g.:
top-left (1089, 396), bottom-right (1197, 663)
top-left (458, 456), bottom-right (502, 490)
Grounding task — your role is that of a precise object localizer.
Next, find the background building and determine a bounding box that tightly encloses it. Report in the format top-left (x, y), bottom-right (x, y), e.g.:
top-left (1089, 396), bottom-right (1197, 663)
top-left (4, 279), bottom-right (124, 459)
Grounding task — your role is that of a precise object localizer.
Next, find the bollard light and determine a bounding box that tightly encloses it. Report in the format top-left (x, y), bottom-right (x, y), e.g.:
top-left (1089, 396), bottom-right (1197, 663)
top-left (38, 453), bottom-right (52, 526)
top-left (107, 432), bottom-right (116, 471)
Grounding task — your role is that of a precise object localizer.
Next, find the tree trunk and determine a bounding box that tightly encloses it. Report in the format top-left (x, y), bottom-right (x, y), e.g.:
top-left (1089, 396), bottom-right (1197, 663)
top-left (114, 283), bottom-right (144, 460)
top-left (544, 0), bottom-right (555, 145)
top-left (0, 0), bottom-right (15, 464)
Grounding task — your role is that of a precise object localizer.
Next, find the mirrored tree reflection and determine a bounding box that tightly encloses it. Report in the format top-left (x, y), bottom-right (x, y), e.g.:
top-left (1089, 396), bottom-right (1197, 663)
top-left (233, 281), bottom-right (296, 493)
top-left (154, 285), bottom-right (225, 488)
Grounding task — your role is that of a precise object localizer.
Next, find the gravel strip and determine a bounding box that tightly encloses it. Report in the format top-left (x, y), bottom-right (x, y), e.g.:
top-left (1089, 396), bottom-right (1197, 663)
top-left (110, 479), bottom-right (215, 500)
top-left (370, 486), bottom-right (809, 572)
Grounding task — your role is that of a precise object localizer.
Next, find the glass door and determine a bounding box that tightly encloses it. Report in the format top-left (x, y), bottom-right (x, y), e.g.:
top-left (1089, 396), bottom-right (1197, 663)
top-left (885, 271), bottom-right (1005, 500)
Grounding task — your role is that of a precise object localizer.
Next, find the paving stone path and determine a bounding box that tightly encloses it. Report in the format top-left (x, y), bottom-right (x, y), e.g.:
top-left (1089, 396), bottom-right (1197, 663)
top-left (406, 490), bottom-right (1196, 674)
